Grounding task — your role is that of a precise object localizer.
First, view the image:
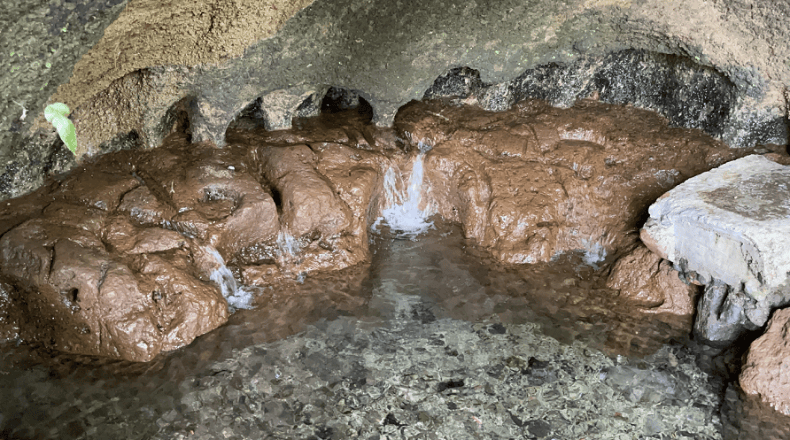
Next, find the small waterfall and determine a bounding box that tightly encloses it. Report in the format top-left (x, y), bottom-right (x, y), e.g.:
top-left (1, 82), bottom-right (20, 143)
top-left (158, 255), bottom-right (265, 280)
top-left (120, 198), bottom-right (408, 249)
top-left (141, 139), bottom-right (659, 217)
top-left (274, 231), bottom-right (307, 283)
top-left (206, 247), bottom-right (256, 310)
top-left (580, 239), bottom-right (607, 267)
top-left (275, 231), bottom-right (301, 260)
top-left (375, 144), bottom-right (434, 237)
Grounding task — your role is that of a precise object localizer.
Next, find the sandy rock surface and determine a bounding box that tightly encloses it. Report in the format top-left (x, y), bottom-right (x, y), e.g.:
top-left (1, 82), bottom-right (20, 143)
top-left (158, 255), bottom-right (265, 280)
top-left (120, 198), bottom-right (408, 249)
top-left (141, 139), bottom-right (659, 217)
top-left (3, 0), bottom-right (788, 202)
top-left (642, 155), bottom-right (790, 345)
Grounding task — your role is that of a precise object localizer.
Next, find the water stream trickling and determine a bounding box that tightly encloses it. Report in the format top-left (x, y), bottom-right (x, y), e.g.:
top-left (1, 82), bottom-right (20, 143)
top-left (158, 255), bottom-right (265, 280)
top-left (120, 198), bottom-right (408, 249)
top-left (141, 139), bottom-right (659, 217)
top-left (206, 247), bottom-right (256, 311)
top-left (375, 149), bottom-right (434, 238)
top-left (274, 231), bottom-right (302, 261)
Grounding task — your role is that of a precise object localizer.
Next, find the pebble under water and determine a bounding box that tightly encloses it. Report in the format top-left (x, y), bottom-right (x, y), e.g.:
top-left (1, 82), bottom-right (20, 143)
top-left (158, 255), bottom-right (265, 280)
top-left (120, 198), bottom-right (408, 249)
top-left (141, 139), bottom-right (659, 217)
top-left (0, 220), bottom-right (742, 440)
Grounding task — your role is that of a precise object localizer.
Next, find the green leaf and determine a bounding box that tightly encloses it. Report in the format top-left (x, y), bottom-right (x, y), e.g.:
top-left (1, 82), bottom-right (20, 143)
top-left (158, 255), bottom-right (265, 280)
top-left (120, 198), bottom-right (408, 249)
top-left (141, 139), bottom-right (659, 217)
top-left (51, 115), bottom-right (78, 154)
top-left (61, 124), bottom-right (78, 154)
top-left (44, 102), bottom-right (70, 122)
top-left (46, 103), bottom-right (78, 155)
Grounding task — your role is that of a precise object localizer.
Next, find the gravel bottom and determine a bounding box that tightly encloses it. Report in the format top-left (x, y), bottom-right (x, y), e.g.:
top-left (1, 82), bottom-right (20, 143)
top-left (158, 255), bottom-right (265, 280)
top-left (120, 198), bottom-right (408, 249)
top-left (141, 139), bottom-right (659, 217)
top-left (153, 295), bottom-right (723, 440)
top-left (0, 227), bottom-right (740, 439)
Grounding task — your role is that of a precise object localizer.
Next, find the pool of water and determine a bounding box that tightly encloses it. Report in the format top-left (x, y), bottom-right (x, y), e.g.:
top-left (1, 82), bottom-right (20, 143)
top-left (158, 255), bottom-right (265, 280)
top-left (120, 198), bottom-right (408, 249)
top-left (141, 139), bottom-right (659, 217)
top-left (0, 220), bottom-right (746, 439)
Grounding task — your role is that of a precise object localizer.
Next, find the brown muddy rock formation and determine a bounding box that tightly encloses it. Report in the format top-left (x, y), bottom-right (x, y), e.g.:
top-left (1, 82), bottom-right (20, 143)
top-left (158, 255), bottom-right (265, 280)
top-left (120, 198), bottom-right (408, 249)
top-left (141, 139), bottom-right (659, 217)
top-left (605, 245), bottom-right (698, 316)
top-left (257, 145), bottom-right (350, 239)
top-left (238, 143), bottom-right (364, 284)
top-left (127, 130), bottom-right (387, 286)
top-left (117, 186), bottom-right (177, 226)
top-left (0, 99), bottom-right (773, 361)
top-left (396, 99), bottom-right (751, 265)
top-left (0, 111), bottom-right (401, 360)
top-left (0, 205), bottom-right (228, 362)
top-left (54, 167), bottom-right (141, 212)
top-left (229, 118), bottom-right (400, 285)
top-left (133, 138), bottom-right (280, 259)
top-left (740, 308), bottom-right (790, 415)
top-left (721, 382), bottom-right (790, 440)
top-left (313, 142), bottom-right (394, 235)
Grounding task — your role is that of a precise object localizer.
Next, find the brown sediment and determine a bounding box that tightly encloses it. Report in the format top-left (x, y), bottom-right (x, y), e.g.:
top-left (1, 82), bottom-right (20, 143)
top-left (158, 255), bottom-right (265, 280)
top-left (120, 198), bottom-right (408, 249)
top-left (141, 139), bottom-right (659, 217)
top-left (0, 99), bottom-right (784, 362)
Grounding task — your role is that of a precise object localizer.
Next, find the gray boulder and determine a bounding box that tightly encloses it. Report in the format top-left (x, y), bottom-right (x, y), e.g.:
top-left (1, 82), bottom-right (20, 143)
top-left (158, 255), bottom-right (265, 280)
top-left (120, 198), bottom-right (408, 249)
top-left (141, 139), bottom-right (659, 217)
top-left (642, 155), bottom-right (790, 345)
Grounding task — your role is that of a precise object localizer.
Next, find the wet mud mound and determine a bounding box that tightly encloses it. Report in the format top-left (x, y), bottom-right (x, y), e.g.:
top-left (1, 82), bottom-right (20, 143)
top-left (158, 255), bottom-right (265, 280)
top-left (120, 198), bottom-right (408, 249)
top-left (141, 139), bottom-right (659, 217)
top-left (0, 110), bottom-right (405, 362)
top-left (396, 98), bottom-right (754, 265)
top-left (0, 99), bottom-right (777, 362)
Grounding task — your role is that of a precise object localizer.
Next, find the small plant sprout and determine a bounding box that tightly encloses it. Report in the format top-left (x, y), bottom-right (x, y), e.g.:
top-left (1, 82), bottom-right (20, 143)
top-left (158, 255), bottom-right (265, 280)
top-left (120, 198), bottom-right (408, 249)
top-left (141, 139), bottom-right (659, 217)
top-left (44, 102), bottom-right (78, 155)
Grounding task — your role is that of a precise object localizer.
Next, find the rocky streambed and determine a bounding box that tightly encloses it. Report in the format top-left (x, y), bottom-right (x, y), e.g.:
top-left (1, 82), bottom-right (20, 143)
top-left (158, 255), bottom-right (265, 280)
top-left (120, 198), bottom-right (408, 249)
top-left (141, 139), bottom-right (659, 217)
top-left (1, 98), bottom-right (789, 438)
top-left (0, 226), bottom-right (734, 440)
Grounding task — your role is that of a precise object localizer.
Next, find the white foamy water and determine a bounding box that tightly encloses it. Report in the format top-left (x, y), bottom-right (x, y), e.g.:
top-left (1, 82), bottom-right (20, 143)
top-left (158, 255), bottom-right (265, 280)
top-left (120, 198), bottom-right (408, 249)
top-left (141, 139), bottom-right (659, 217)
top-left (275, 231), bottom-right (302, 260)
top-left (375, 150), bottom-right (434, 238)
top-left (579, 238), bottom-right (608, 268)
top-left (274, 231), bottom-right (307, 283)
top-left (206, 248), bottom-right (256, 310)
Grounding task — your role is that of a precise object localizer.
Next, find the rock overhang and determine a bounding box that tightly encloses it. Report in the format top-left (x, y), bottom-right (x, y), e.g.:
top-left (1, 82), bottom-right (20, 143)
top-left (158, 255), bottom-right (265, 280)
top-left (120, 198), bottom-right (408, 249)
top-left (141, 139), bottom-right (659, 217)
top-left (2, 0), bottom-right (790, 201)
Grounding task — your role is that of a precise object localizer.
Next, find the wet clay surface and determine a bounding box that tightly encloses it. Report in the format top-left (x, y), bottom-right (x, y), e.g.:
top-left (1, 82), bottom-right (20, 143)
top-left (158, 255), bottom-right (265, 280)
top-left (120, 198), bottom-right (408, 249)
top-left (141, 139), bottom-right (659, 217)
top-left (0, 100), bottom-right (781, 363)
top-left (0, 151), bottom-right (231, 362)
top-left (0, 109), bottom-right (405, 361)
top-left (722, 383), bottom-right (790, 440)
top-left (396, 98), bottom-right (760, 266)
top-left (739, 308), bottom-right (790, 415)
top-left (606, 244), bottom-right (699, 316)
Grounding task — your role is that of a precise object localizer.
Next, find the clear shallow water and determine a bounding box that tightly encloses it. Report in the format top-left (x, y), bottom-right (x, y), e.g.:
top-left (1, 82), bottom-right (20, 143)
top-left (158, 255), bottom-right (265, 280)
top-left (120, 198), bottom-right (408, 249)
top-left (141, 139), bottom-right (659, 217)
top-left (0, 221), bottom-right (768, 439)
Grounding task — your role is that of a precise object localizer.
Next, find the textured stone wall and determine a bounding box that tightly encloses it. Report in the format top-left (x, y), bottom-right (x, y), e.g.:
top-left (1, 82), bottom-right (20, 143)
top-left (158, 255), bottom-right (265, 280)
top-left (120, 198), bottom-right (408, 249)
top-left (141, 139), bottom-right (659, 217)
top-left (1, 0), bottom-right (789, 200)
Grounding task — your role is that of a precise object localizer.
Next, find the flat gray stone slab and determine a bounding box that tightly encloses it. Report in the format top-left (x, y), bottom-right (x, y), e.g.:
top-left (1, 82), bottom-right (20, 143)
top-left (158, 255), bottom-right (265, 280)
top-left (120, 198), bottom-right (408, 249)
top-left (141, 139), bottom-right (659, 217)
top-left (642, 155), bottom-right (790, 332)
